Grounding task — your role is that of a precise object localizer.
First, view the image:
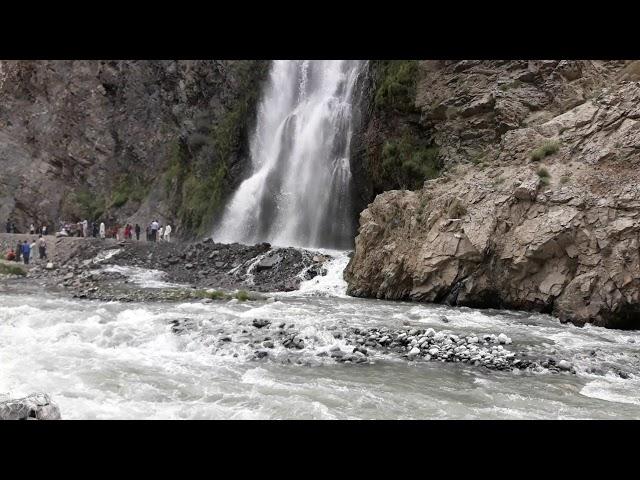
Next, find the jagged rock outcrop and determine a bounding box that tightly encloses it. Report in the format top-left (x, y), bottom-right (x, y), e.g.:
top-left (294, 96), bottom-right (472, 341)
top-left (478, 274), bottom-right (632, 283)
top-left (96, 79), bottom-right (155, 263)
top-left (346, 61), bottom-right (640, 329)
top-left (0, 393), bottom-right (61, 420)
top-left (0, 60), bottom-right (268, 237)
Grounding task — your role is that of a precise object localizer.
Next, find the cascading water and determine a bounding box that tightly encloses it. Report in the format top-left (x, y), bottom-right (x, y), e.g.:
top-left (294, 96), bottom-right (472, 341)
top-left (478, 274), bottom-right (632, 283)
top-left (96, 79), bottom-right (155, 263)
top-left (213, 60), bottom-right (365, 250)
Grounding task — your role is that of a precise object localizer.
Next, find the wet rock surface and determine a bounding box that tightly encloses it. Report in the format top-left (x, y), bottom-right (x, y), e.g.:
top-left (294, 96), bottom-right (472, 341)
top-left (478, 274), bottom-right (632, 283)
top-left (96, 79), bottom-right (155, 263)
top-left (163, 309), bottom-right (578, 375)
top-left (14, 238), bottom-right (331, 301)
top-left (0, 393), bottom-right (61, 420)
top-left (346, 73), bottom-right (640, 329)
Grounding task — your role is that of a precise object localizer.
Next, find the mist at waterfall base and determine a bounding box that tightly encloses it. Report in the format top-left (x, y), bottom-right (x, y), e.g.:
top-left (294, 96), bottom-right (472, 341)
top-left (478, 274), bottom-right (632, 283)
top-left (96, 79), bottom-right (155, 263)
top-left (3, 254), bottom-right (640, 419)
top-left (213, 60), bottom-right (363, 250)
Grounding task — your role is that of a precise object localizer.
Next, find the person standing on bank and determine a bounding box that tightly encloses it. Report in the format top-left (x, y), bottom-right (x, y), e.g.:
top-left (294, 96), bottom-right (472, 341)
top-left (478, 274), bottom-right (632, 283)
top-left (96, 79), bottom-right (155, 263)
top-left (135, 223), bottom-right (141, 241)
top-left (163, 224), bottom-right (172, 242)
top-left (150, 220), bottom-right (159, 242)
top-left (38, 235), bottom-right (47, 259)
top-left (15, 240), bottom-right (22, 262)
top-left (21, 240), bottom-right (30, 265)
top-left (99, 221), bottom-right (106, 239)
top-left (30, 239), bottom-right (37, 262)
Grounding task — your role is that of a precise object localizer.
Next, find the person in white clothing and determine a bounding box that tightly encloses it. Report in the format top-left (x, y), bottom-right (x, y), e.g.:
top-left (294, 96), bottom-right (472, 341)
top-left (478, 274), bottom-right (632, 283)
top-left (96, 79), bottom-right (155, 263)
top-left (157, 225), bottom-right (164, 241)
top-left (163, 224), bottom-right (172, 242)
top-left (99, 222), bottom-right (106, 239)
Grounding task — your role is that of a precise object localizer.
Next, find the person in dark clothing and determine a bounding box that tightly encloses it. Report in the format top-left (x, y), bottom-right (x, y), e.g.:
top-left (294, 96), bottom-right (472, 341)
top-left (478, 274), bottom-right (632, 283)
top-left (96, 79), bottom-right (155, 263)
top-left (21, 240), bottom-right (30, 265)
top-left (134, 224), bottom-right (141, 241)
top-left (11, 222), bottom-right (16, 233)
top-left (38, 235), bottom-right (47, 259)
top-left (15, 241), bottom-right (22, 262)
top-left (6, 220), bottom-right (10, 233)
top-left (92, 222), bottom-right (99, 237)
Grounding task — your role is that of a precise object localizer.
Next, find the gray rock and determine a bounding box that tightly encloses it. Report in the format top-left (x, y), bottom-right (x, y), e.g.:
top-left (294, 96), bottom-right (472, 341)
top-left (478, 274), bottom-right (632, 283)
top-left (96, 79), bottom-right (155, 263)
top-left (252, 318), bottom-right (271, 328)
top-left (0, 393), bottom-right (61, 420)
top-left (557, 360), bottom-right (572, 371)
top-left (256, 254), bottom-right (282, 271)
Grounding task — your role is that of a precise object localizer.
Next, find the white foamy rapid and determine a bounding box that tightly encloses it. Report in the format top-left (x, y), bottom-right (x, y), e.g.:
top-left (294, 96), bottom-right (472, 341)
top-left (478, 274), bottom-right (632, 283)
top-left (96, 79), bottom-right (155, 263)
top-left (213, 60), bottom-right (365, 250)
top-left (294, 250), bottom-right (351, 298)
top-left (100, 265), bottom-right (186, 289)
top-left (3, 285), bottom-right (640, 419)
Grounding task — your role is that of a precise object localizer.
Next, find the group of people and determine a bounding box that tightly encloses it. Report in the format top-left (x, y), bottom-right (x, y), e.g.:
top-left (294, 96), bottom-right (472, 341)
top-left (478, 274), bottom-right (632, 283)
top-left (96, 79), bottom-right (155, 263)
top-left (90, 220), bottom-right (173, 242)
top-left (6, 217), bottom-right (174, 245)
top-left (145, 220), bottom-right (172, 242)
top-left (5, 235), bottom-right (47, 265)
top-left (5, 220), bottom-right (48, 236)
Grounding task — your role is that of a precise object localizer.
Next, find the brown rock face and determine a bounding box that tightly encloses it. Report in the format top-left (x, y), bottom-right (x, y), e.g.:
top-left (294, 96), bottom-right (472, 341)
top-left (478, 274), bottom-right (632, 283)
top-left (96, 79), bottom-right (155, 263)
top-left (346, 61), bottom-right (640, 329)
top-left (0, 60), bottom-right (267, 236)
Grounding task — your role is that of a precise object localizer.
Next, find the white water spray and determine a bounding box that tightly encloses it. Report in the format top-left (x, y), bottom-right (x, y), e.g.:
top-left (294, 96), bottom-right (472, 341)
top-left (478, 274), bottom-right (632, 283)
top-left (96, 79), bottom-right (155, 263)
top-left (213, 60), bottom-right (365, 249)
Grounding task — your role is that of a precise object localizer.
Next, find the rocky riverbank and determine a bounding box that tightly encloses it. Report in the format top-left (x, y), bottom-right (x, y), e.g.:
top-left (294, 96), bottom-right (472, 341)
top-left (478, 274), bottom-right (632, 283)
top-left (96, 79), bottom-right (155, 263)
top-left (166, 309), bottom-right (577, 375)
top-left (345, 61), bottom-right (640, 329)
top-left (3, 235), bottom-right (332, 301)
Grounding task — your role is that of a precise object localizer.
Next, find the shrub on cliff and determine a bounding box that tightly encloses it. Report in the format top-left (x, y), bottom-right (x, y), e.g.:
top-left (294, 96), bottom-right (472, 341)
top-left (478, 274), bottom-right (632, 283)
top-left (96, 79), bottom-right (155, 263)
top-left (530, 140), bottom-right (560, 161)
top-left (448, 198), bottom-right (467, 219)
top-left (374, 61), bottom-right (420, 113)
top-left (381, 135), bottom-right (440, 190)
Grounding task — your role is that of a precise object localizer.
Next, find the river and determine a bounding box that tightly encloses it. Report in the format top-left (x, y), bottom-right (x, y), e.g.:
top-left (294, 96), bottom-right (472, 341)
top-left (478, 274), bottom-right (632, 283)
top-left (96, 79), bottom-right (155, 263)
top-left (2, 252), bottom-right (640, 419)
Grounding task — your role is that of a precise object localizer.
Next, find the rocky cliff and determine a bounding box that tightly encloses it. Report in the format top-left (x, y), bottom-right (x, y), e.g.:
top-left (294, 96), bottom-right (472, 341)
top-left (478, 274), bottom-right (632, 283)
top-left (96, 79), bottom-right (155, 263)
top-left (346, 60), bottom-right (640, 329)
top-left (0, 60), bottom-right (268, 237)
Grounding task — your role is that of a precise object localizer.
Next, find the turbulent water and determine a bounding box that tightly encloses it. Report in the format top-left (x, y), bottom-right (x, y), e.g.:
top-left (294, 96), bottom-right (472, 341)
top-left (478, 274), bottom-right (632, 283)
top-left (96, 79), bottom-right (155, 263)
top-left (2, 253), bottom-right (640, 419)
top-left (213, 60), bottom-right (364, 250)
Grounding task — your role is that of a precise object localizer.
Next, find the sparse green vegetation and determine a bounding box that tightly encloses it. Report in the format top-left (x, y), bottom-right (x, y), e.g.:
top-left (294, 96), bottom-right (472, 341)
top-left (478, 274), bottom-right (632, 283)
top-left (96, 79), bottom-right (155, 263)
top-left (498, 79), bottom-right (523, 91)
top-left (108, 173), bottom-right (151, 209)
top-left (73, 188), bottom-right (106, 221)
top-left (380, 134), bottom-right (441, 190)
top-left (162, 61), bottom-right (270, 236)
top-left (194, 288), bottom-right (262, 302)
top-left (471, 154), bottom-right (486, 165)
top-left (537, 167), bottom-right (550, 178)
top-left (373, 60), bottom-right (420, 113)
top-left (234, 290), bottom-right (250, 301)
top-left (493, 176), bottom-right (505, 186)
top-left (198, 289), bottom-right (227, 300)
top-left (560, 174), bottom-right (570, 184)
top-left (530, 140), bottom-right (561, 162)
top-left (0, 263), bottom-right (26, 276)
top-left (448, 198), bottom-right (467, 219)
top-left (537, 167), bottom-right (551, 186)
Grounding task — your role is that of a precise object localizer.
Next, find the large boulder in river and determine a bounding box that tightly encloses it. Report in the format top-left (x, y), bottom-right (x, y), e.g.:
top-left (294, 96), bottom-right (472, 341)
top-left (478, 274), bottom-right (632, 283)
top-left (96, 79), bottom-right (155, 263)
top-left (0, 393), bottom-right (61, 420)
top-left (345, 80), bottom-right (640, 329)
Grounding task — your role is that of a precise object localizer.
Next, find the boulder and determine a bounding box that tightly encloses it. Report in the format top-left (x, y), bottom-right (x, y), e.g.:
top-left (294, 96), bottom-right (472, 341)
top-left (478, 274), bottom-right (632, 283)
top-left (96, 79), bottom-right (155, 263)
top-left (256, 254), bottom-right (282, 271)
top-left (0, 393), bottom-right (61, 420)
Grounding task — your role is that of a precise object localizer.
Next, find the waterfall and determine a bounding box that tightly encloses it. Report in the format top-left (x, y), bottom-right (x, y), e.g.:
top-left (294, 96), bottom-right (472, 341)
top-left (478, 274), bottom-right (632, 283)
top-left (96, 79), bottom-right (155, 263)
top-left (213, 60), bottom-right (365, 250)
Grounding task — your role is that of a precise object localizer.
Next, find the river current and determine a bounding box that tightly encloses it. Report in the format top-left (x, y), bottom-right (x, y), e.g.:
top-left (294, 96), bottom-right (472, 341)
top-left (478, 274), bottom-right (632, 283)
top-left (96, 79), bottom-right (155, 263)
top-left (2, 252), bottom-right (640, 419)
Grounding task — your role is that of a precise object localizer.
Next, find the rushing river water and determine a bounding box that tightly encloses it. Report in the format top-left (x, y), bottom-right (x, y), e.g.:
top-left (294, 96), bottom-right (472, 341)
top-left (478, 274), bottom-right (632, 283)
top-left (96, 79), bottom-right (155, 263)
top-left (2, 252), bottom-right (640, 419)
